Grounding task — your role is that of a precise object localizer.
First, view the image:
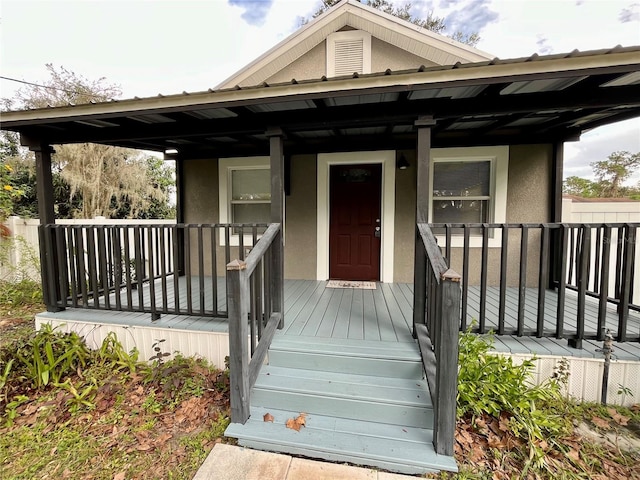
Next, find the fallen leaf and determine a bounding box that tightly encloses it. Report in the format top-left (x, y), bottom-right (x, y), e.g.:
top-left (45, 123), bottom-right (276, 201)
top-left (487, 434), bottom-right (506, 449)
top-left (263, 412), bottom-right (274, 422)
top-left (294, 413), bottom-right (307, 428)
top-left (607, 408), bottom-right (630, 426)
top-left (592, 416), bottom-right (610, 429)
top-left (113, 473), bottom-right (126, 480)
top-left (567, 448), bottom-right (581, 463)
top-left (285, 418), bottom-right (300, 431)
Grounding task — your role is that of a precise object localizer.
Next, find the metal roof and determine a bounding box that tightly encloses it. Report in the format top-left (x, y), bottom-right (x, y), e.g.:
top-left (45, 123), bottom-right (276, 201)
top-left (2, 46), bottom-right (639, 158)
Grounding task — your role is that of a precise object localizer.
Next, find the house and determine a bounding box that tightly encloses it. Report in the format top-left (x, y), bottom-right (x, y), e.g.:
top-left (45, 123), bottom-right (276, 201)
top-left (1, 0), bottom-right (639, 474)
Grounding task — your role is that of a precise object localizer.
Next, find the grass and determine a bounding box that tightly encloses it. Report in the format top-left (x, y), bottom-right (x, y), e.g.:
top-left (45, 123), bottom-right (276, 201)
top-left (1, 294), bottom-right (638, 479)
top-left (0, 315), bottom-right (231, 480)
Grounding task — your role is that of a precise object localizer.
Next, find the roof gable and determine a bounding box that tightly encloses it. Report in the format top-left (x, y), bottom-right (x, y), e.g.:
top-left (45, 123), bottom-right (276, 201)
top-left (217, 0), bottom-right (494, 89)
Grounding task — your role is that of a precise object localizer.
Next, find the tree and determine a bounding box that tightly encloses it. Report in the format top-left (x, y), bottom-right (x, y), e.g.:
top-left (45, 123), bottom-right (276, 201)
top-left (312, 0), bottom-right (480, 46)
top-left (591, 151), bottom-right (640, 198)
top-left (563, 151), bottom-right (640, 199)
top-left (5, 65), bottom-right (175, 219)
top-left (563, 176), bottom-right (602, 198)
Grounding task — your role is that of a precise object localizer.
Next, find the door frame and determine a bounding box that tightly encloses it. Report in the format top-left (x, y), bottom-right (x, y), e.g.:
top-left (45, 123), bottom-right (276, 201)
top-left (317, 151), bottom-right (396, 283)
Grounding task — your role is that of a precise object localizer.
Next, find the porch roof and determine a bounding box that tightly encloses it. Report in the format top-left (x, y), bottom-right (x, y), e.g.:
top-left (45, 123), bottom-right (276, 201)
top-left (2, 46), bottom-right (639, 158)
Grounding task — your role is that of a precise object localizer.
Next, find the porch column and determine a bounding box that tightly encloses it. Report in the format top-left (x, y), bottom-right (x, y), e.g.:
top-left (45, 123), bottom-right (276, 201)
top-left (413, 117), bottom-right (436, 337)
top-left (267, 128), bottom-right (285, 327)
top-left (21, 135), bottom-right (64, 311)
top-left (171, 153), bottom-right (186, 276)
top-left (549, 141), bottom-right (564, 289)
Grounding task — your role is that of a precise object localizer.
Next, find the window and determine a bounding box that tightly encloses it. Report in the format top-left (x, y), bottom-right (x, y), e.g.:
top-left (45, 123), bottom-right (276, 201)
top-left (432, 161), bottom-right (491, 225)
top-left (230, 169), bottom-right (271, 224)
top-left (429, 146), bottom-right (509, 247)
top-left (326, 30), bottom-right (372, 77)
top-left (219, 157), bottom-right (270, 243)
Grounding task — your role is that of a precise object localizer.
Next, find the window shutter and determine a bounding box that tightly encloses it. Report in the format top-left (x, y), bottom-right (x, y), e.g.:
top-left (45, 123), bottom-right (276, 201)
top-left (333, 39), bottom-right (364, 76)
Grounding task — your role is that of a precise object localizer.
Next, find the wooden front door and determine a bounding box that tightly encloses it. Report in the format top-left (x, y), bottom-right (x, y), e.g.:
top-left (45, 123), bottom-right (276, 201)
top-left (329, 164), bottom-right (382, 281)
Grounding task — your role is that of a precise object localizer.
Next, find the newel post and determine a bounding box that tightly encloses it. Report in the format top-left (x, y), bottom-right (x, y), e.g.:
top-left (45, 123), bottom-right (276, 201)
top-left (227, 259), bottom-right (250, 423)
top-left (434, 268), bottom-right (461, 456)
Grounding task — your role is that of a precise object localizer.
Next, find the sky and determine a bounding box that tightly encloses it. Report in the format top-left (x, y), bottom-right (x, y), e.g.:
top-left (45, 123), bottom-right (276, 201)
top-left (1, 0), bottom-right (639, 183)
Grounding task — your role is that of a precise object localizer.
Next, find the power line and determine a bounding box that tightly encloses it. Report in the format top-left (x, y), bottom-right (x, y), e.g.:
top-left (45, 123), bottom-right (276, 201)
top-left (0, 75), bottom-right (90, 96)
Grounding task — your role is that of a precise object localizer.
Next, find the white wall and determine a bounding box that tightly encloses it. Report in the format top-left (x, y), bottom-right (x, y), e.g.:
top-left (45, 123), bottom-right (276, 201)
top-left (562, 198), bottom-right (640, 304)
top-left (562, 198), bottom-right (640, 223)
top-left (0, 216), bottom-right (175, 282)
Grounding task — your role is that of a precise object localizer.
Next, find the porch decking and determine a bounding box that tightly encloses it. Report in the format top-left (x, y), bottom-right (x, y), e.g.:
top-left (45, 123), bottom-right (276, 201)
top-left (43, 277), bottom-right (640, 361)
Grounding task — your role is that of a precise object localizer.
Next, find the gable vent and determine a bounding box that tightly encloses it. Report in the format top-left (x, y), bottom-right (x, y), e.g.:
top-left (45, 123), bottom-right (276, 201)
top-left (334, 39), bottom-right (364, 76)
top-left (326, 30), bottom-right (371, 78)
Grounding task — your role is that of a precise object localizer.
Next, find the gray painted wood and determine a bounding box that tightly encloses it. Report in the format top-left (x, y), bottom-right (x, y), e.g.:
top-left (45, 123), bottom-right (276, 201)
top-left (227, 262), bottom-right (250, 423)
top-left (226, 407), bottom-right (457, 474)
top-left (43, 279), bottom-right (640, 361)
top-left (269, 133), bottom-right (285, 327)
top-left (248, 312), bottom-right (282, 387)
top-left (29, 141), bottom-right (63, 312)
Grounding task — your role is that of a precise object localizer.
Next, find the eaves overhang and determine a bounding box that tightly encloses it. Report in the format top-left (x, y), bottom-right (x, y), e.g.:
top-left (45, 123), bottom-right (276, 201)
top-left (1, 46), bottom-right (639, 157)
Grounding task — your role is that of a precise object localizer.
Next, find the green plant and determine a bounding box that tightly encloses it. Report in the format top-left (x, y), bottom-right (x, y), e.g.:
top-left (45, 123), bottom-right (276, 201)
top-left (55, 378), bottom-right (97, 413)
top-left (4, 394), bottom-right (28, 427)
top-left (617, 384), bottom-right (633, 397)
top-left (93, 332), bottom-right (139, 374)
top-left (457, 329), bottom-right (570, 469)
top-left (15, 324), bottom-right (89, 388)
top-left (0, 235), bottom-right (41, 284)
top-left (141, 391), bottom-right (162, 414)
top-left (149, 339), bottom-right (171, 364)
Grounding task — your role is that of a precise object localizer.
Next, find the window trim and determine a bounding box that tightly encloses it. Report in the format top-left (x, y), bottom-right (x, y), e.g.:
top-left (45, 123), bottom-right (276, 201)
top-left (218, 156), bottom-right (270, 246)
top-left (326, 30), bottom-right (372, 77)
top-left (429, 146), bottom-right (509, 248)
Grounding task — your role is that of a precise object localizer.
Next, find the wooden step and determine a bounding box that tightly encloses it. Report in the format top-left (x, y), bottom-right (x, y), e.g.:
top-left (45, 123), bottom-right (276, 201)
top-left (252, 365), bottom-right (433, 428)
top-left (268, 335), bottom-right (423, 378)
top-left (225, 407), bottom-right (457, 475)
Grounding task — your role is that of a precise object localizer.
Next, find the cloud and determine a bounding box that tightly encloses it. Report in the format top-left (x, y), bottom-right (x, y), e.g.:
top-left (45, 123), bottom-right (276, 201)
top-left (563, 119), bottom-right (640, 183)
top-left (442, 0), bottom-right (499, 36)
top-left (536, 35), bottom-right (553, 55)
top-left (228, 0), bottom-right (274, 26)
top-left (619, 3), bottom-right (640, 22)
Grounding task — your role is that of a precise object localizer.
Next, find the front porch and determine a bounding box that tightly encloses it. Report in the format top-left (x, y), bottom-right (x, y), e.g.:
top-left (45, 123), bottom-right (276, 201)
top-left (37, 276), bottom-right (640, 370)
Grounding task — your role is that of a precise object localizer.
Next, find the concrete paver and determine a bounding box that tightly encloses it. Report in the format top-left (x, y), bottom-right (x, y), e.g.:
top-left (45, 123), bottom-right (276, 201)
top-left (193, 443), bottom-right (291, 480)
top-left (287, 458), bottom-right (377, 480)
top-left (193, 444), bottom-right (422, 480)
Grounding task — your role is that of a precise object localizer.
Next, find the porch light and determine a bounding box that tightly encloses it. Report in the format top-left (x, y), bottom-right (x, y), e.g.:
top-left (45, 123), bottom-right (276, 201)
top-left (396, 154), bottom-right (409, 170)
top-left (164, 148), bottom-right (178, 155)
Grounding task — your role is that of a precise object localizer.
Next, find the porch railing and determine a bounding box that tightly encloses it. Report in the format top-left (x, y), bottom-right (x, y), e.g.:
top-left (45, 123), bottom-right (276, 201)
top-left (431, 222), bottom-right (639, 346)
top-left (227, 223), bottom-right (284, 423)
top-left (38, 223), bottom-right (267, 318)
top-left (413, 223), bottom-right (460, 457)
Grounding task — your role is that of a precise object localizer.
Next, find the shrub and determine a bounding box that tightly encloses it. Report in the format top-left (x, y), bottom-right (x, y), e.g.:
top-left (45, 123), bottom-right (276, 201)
top-left (457, 330), bottom-right (570, 467)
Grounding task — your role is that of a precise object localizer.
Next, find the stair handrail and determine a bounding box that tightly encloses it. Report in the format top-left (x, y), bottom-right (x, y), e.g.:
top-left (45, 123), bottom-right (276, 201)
top-left (227, 222), bottom-right (284, 424)
top-left (414, 223), bottom-right (461, 457)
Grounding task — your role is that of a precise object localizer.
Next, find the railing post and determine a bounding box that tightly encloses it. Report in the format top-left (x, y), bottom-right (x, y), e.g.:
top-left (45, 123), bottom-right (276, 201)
top-left (434, 268), bottom-right (461, 457)
top-left (272, 227), bottom-right (284, 328)
top-left (618, 225), bottom-right (635, 342)
top-left (227, 259), bottom-right (250, 424)
top-left (413, 225), bottom-right (427, 338)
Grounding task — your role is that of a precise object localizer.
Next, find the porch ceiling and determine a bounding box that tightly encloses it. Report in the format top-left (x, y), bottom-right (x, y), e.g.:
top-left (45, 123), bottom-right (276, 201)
top-left (2, 46), bottom-right (639, 158)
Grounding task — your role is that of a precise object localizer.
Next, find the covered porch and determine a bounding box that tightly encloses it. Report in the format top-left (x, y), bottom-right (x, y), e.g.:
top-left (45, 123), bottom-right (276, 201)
top-left (3, 46), bottom-right (640, 472)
